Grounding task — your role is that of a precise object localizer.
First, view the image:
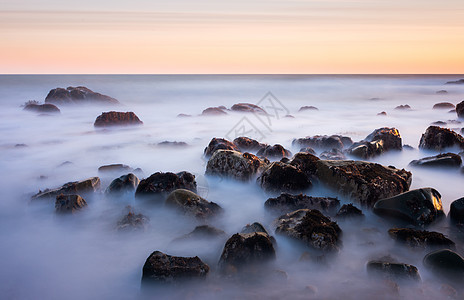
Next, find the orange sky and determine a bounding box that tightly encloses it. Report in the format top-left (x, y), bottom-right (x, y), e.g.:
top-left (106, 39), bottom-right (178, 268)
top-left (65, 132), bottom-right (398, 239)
top-left (1, 1), bottom-right (463, 73)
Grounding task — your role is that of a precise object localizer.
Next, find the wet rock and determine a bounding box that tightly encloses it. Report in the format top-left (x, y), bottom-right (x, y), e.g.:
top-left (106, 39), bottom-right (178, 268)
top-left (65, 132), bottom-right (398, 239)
top-left (24, 102), bottom-right (60, 114)
top-left (275, 209), bottom-right (342, 252)
top-left (289, 152), bottom-right (320, 179)
top-left (445, 79), bottom-right (464, 84)
top-left (299, 106), bottom-right (318, 112)
top-left (205, 150), bottom-right (266, 181)
top-left (105, 173), bottom-right (140, 195)
top-left (367, 260), bottom-right (420, 281)
top-left (201, 107), bottom-right (227, 116)
top-left (204, 137), bottom-right (239, 157)
top-left (449, 197), bottom-right (464, 224)
top-left (45, 86), bottom-right (119, 105)
top-left (175, 225), bottom-right (226, 241)
top-left (116, 206), bottom-right (149, 231)
top-left (256, 144), bottom-right (292, 159)
top-left (373, 188), bottom-right (445, 226)
top-left (233, 136), bottom-right (267, 153)
top-left (158, 141), bottom-right (189, 147)
top-left (320, 148), bottom-right (346, 160)
top-left (388, 228), bottom-right (455, 250)
top-left (436, 90), bottom-right (448, 94)
top-left (377, 111), bottom-right (387, 116)
top-left (230, 103), bottom-right (267, 114)
top-left (299, 147), bottom-right (316, 155)
top-left (135, 171), bottom-right (197, 203)
top-left (395, 104), bottom-right (411, 110)
top-left (423, 249), bottom-right (464, 281)
top-left (257, 162), bottom-right (312, 194)
top-left (142, 251), bottom-right (209, 284)
top-left (347, 127), bottom-right (402, 159)
top-left (165, 189), bottom-right (222, 220)
top-left (265, 193), bottom-right (340, 214)
top-left (98, 164), bottom-right (133, 174)
top-left (409, 153), bottom-right (462, 168)
top-left (457, 101), bottom-right (464, 118)
top-left (94, 111), bottom-right (143, 127)
top-left (32, 177), bottom-right (101, 200)
top-left (292, 135), bottom-right (353, 151)
top-left (433, 102), bottom-right (455, 109)
top-left (336, 203), bottom-right (364, 219)
top-left (55, 194), bottom-right (87, 214)
top-left (419, 126), bottom-right (464, 151)
top-left (316, 160), bottom-right (412, 207)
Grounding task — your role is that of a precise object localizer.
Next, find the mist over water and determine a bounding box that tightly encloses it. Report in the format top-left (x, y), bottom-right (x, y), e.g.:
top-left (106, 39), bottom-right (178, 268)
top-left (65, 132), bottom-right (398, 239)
top-left (0, 75), bottom-right (463, 299)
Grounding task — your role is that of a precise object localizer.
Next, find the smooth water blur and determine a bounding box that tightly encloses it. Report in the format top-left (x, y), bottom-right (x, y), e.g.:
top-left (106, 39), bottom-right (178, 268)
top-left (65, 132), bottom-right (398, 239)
top-left (0, 75), bottom-right (463, 299)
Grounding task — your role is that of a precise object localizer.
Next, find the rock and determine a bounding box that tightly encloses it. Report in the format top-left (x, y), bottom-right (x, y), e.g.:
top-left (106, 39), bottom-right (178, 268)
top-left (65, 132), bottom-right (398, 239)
top-left (201, 107), bottom-right (227, 116)
top-left (55, 194), bottom-right (87, 214)
top-left (299, 147), bottom-right (316, 155)
top-left (23, 102), bottom-right (60, 113)
top-left (204, 138), bottom-right (239, 157)
top-left (373, 188), bottom-right (445, 226)
top-left (445, 79), bottom-right (464, 84)
top-left (256, 144), bottom-right (292, 159)
top-left (449, 197), bottom-right (464, 224)
top-left (257, 162), bottom-right (312, 194)
top-left (241, 222), bottom-right (271, 235)
top-left (366, 260), bottom-right (420, 281)
top-left (105, 173), bottom-right (140, 195)
top-left (218, 232), bottom-right (276, 272)
top-left (289, 152), bottom-right (320, 179)
top-left (175, 225), bottom-right (226, 241)
top-left (233, 137), bottom-right (267, 153)
top-left (177, 113), bottom-right (192, 118)
top-left (45, 86), bottom-right (119, 105)
top-left (433, 102), bottom-right (455, 109)
top-left (316, 160), bottom-right (412, 207)
top-left (230, 103), bottom-right (266, 114)
top-left (377, 111), bottom-right (387, 116)
top-left (135, 171), bottom-right (197, 203)
top-left (299, 106), bottom-right (318, 112)
top-left (320, 148), bottom-right (346, 160)
top-left (116, 206), bottom-right (149, 231)
top-left (347, 127), bottom-right (402, 159)
top-left (419, 126), bottom-right (464, 151)
top-left (265, 193), bottom-right (340, 214)
top-left (403, 144), bottom-right (414, 150)
top-left (335, 203), bottom-right (364, 219)
top-left (32, 177), bottom-right (101, 200)
top-left (142, 251), bottom-right (209, 284)
top-left (283, 114), bottom-right (294, 118)
top-left (165, 189), bottom-right (222, 220)
top-left (395, 104), bottom-right (411, 110)
top-left (388, 228), bottom-right (455, 250)
top-left (423, 249), bottom-right (464, 281)
top-left (431, 121), bottom-right (447, 126)
top-left (94, 111), bottom-right (143, 127)
top-left (457, 101), bottom-right (464, 118)
top-left (98, 164), bottom-right (133, 174)
top-left (205, 150), bottom-right (266, 181)
top-left (436, 90), bottom-right (448, 94)
top-left (409, 153), bottom-right (462, 168)
top-left (157, 141), bottom-right (188, 147)
top-left (275, 209), bottom-right (342, 252)
top-left (292, 135), bottom-right (353, 151)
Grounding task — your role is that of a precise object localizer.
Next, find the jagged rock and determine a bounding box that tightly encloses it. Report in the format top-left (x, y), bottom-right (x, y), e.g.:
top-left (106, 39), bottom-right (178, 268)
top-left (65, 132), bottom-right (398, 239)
top-left (55, 194), bottom-right (87, 214)
top-left (445, 79), bottom-right (464, 84)
top-left (32, 177), bottom-right (101, 200)
top-left (423, 249), bottom-right (464, 281)
top-left (256, 144), bottom-right (292, 159)
top-left (433, 102), bottom-right (455, 109)
top-left (94, 111), bottom-right (143, 127)
top-left (105, 173), bottom-right (140, 195)
top-left (373, 188), bottom-right (445, 226)
top-left (336, 203), bottom-right (364, 219)
top-left (175, 225), bottom-right (226, 241)
top-left (292, 135), bottom-right (353, 151)
top-left (449, 197), bottom-right (464, 224)
top-left (409, 153), bottom-right (462, 168)
top-left (257, 162), bottom-right (311, 193)
top-left (230, 103), bottom-right (266, 114)
top-left (320, 148), bottom-right (346, 160)
top-left (165, 189), bottom-right (222, 220)
top-left (45, 86), bottom-right (119, 105)
top-left (135, 171), bottom-right (196, 203)
top-left (367, 260), bottom-right (420, 281)
top-left (233, 137), bottom-right (267, 153)
top-left (116, 206), bottom-right (149, 231)
top-left (457, 101), bottom-right (464, 118)
top-left (347, 127), bottom-right (402, 159)
top-left (142, 251), bottom-right (209, 284)
top-left (205, 150), bottom-right (266, 181)
top-left (316, 160), bottom-right (411, 207)
top-left (201, 107), bottom-right (227, 116)
top-left (24, 102), bottom-right (60, 113)
top-left (289, 152), bottom-right (320, 179)
top-left (388, 228), bottom-right (455, 250)
top-left (204, 138), bottom-right (239, 157)
top-left (98, 164), bottom-right (133, 174)
top-left (299, 106), bottom-right (318, 112)
top-left (395, 104), bottom-right (411, 110)
top-left (275, 209), bottom-right (342, 252)
top-left (265, 193), bottom-right (340, 214)
top-left (419, 126), bottom-right (464, 151)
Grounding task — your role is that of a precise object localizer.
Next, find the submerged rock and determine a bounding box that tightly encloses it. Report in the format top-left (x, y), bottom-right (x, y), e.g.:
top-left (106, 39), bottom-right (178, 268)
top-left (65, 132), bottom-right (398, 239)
top-left (256, 144), bottom-right (292, 159)
top-left (32, 177), bottom-right (101, 200)
top-left (433, 102), bottom-right (455, 110)
top-left (335, 203), bottom-right (364, 219)
top-left (204, 138), bottom-right (239, 157)
top-left (201, 107), bottom-right (227, 116)
top-left (135, 171), bottom-right (196, 203)
top-left (449, 197), bottom-right (464, 224)
top-left (419, 126), bottom-right (464, 151)
top-left (106, 173), bottom-right (140, 195)
top-left (142, 251), bottom-right (209, 284)
top-left (116, 206), bottom-right (149, 231)
top-left (367, 260), bottom-right (420, 281)
top-left (257, 162), bottom-right (311, 194)
top-left (165, 189), bottom-right (222, 220)
top-left (316, 160), bottom-right (411, 207)
top-left (55, 194), bottom-right (87, 214)
top-left (23, 102), bottom-right (60, 114)
top-left (265, 193), bottom-right (340, 214)
top-left (292, 135), bottom-right (353, 151)
top-left (157, 141), bottom-right (189, 147)
top-left (373, 188), bottom-right (445, 226)
top-left (233, 136), bottom-right (267, 153)
top-left (445, 79), bottom-right (464, 85)
top-left (423, 249), bottom-right (464, 281)
top-left (230, 103), bottom-right (266, 114)
top-left (388, 228), bottom-right (455, 250)
top-left (347, 127), bottom-right (402, 159)
top-left (94, 111), bottom-right (143, 127)
top-left (45, 86), bottom-right (119, 105)
top-left (409, 153), bottom-right (462, 168)
top-left (457, 101), bottom-right (464, 119)
top-left (205, 150), bottom-right (266, 181)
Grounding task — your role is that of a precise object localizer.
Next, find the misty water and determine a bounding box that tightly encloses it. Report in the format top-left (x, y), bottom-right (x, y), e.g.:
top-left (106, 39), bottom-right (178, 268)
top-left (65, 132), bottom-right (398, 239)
top-left (0, 75), bottom-right (463, 299)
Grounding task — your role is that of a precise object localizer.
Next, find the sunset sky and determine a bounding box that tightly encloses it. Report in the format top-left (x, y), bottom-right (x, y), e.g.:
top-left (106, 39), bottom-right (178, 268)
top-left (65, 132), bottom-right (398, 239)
top-left (1, 0), bottom-right (463, 74)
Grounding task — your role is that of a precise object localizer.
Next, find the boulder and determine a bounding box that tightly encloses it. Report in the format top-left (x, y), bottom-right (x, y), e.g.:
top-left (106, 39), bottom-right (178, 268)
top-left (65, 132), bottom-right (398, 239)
top-left (45, 86), bottom-right (119, 105)
top-left (423, 249), bottom-right (464, 281)
top-left (257, 162), bottom-right (312, 194)
top-left (388, 228), bottom-right (455, 250)
top-left (105, 173), bottom-right (140, 195)
top-left (299, 106), bottom-right (318, 112)
top-left (457, 101), bottom-right (464, 118)
top-left (55, 194), bottom-right (87, 214)
top-left (433, 102), bottom-right (455, 110)
top-left (142, 251), bottom-right (209, 284)
top-left (289, 152), bottom-right (320, 179)
top-left (256, 144), bottom-right (292, 159)
top-left (275, 209), bottom-right (342, 252)
top-left (335, 203), bottom-right (364, 219)
top-left (409, 153), bottom-right (462, 168)
top-left (316, 160), bottom-right (412, 207)
top-left (23, 102), bottom-right (60, 114)
top-left (320, 148), bottom-right (346, 160)
top-left (419, 126), bottom-right (464, 151)
top-left (445, 79), bottom-right (464, 84)
top-left (135, 171), bottom-right (196, 203)
top-left (367, 260), bottom-right (420, 281)
top-left (205, 150), bottom-right (266, 181)
top-left (265, 193), bottom-right (340, 214)
top-left (394, 104), bottom-right (411, 110)
top-left (347, 127), bottom-right (402, 159)
top-left (94, 111), bottom-right (143, 127)
top-left (201, 107), bottom-right (227, 116)
top-left (373, 188), bottom-right (445, 226)
top-left (292, 135), bottom-right (353, 151)
top-left (204, 138), bottom-right (239, 157)
top-left (449, 197), bottom-right (464, 224)
top-left (32, 177), bottom-right (101, 200)
top-left (116, 206), bottom-right (149, 231)
top-left (230, 103), bottom-right (266, 114)
top-left (165, 189), bottom-right (222, 220)
top-left (233, 136), bottom-right (267, 153)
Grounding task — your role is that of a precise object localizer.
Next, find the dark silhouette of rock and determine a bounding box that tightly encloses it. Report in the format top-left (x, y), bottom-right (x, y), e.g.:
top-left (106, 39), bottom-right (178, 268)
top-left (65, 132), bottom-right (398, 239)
top-left (106, 173), bottom-right (140, 195)
top-left (206, 150), bottom-right (267, 181)
top-left (449, 197), bottom-right (464, 224)
top-left (293, 135), bottom-right (353, 151)
top-left (233, 137), bottom-right (267, 153)
top-left (367, 260), bottom-right (420, 281)
top-left (116, 206), bottom-right (149, 231)
top-left (388, 228), bottom-right (455, 250)
top-left (409, 153), bottom-right (462, 168)
top-left (377, 111), bottom-right (387, 116)
top-left (32, 177), bottom-right (101, 200)
top-left (395, 104), bottom-right (411, 110)
top-left (299, 106), bottom-right (318, 112)
top-left (445, 79), bottom-right (464, 85)
top-left (257, 162), bottom-right (312, 194)
top-left (433, 102), bottom-right (455, 109)
top-left (457, 101), bottom-right (464, 118)
top-left (204, 138), bottom-right (239, 157)
top-left (45, 86), bottom-right (119, 105)
top-left (177, 113), bottom-right (192, 118)
top-left (157, 141), bottom-right (189, 147)
top-left (55, 194), bottom-right (87, 214)
top-left (419, 126), bottom-right (464, 151)
top-left (347, 127), bottom-right (402, 159)
top-left (423, 249), bottom-right (464, 282)
top-left (336, 203), bottom-right (364, 219)
top-left (230, 103), bottom-right (266, 114)
top-left (135, 171), bottom-right (196, 203)
top-left (94, 111), bottom-right (143, 127)
top-left (98, 164), bottom-right (133, 174)
top-left (24, 102), bottom-right (60, 114)
top-left (201, 107), bottom-right (227, 116)
top-left (265, 193), bottom-right (340, 214)
top-left (256, 144), bottom-right (292, 159)
top-left (165, 189), bottom-right (222, 220)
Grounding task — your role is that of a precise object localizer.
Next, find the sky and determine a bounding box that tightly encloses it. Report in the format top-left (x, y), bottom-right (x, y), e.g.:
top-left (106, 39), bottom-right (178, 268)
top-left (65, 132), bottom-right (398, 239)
top-left (1, 0), bottom-right (463, 74)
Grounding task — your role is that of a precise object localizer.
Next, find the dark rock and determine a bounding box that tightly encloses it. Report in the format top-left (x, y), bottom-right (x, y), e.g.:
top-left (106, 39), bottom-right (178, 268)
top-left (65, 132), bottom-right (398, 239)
top-left (175, 225), bottom-right (226, 241)
top-left (32, 177), bottom-right (101, 200)
top-left (116, 206), bottom-right (149, 231)
top-left (457, 101), bottom-right (464, 118)
top-left (299, 106), bottom-right (318, 112)
top-left (395, 104), bottom-right (411, 110)
top-left (257, 162), bottom-right (312, 194)
top-left (256, 144), bottom-right (292, 159)
top-left (233, 136), bottom-right (267, 153)
top-left (98, 164), bottom-right (133, 174)
top-left (55, 194), bottom-right (87, 214)
top-left (445, 79), bottom-right (464, 84)
top-left (316, 160), bottom-right (412, 207)
top-left (24, 102), bottom-right (60, 114)
top-left (436, 90), bottom-right (448, 94)
top-left (388, 228), bottom-right (455, 250)
top-left (201, 107), bottom-right (227, 116)
top-left (367, 260), bottom-right (420, 281)
top-left (241, 222), bottom-right (270, 235)
top-left (419, 126), bottom-right (464, 151)
top-left (275, 209), bottom-right (342, 252)
top-left (284, 114), bottom-right (294, 118)
top-left (409, 153), bottom-right (462, 168)
top-left (230, 103), bottom-right (266, 114)
top-left (158, 141), bottom-right (188, 147)
top-left (45, 86), bottom-right (119, 105)
top-left (177, 113), bottom-right (192, 118)
top-left (403, 144), bottom-right (414, 150)
top-left (165, 189), bottom-right (222, 220)
top-left (205, 150), bottom-right (267, 181)
top-left (142, 251), bottom-right (209, 284)
top-left (94, 111), bottom-right (143, 127)
top-left (106, 173), bottom-right (140, 195)
top-left (431, 121), bottom-right (447, 126)
top-left (373, 188), bottom-right (445, 226)
top-left (347, 127), bottom-right (402, 159)
top-left (423, 249), bottom-right (464, 281)
top-left (135, 171), bottom-right (197, 203)
top-left (377, 111), bottom-right (387, 116)
top-left (292, 135), bottom-right (353, 151)
top-left (204, 138), bottom-right (239, 157)
top-left (336, 203), bottom-right (364, 219)
top-left (265, 193), bottom-right (340, 214)
top-left (433, 102), bottom-right (455, 109)
top-left (449, 197), bottom-right (464, 224)
top-left (289, 152), bottom-right (320, 179)
top-left (299, 147), bottom-right (316, 155)
top-left (320, 148), bottom-right (346, 160)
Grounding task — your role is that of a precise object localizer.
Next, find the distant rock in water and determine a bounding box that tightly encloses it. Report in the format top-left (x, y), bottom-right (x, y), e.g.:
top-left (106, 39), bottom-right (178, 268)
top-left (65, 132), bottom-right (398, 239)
top-left (98, 164), bottom-right (133, 174)
top-left (445, 79), bottom-right (464, 85)
top-left (433, 102), bottom-right (455, 110)
top-left (165, 189), bottom-right (222, 220)
top-left (388, 228), bottom-right (455, 250)
top-left (409, 153), bottom-right (462, 168)
top-left (201, 107), bottom-right (227, 116)
top-left (32, 177), bottom-right (101, 200)
top-left (233, 136), bottom-right (267, 153)
top-left (457, 101), bottom-right (464, 118)
top-left (177, 113), bottom-right (192, 118)
top-left (204, 137), bottom-right (239, 157)
top-left (206, 150), bottom-right (267, 181)
top-left (157, 141), bottom-right (189, 148)
top-left (347, 127), bottom-right (402, 159)
top-left (55, 194), bottom-right (87, 214)
top-left (436, 90), bottom-right (448, 94)
top-left (299, 106), bottom-right (318, 112)
top-left (135, 171), bottom-right (197, 203)
top-left (265, 193), bottom-right (340, 214)
top-left (419, 126), bottom-right (464, 151)
top-left (394, 104), bottom-right (411, 110)
top-left (230, 103), bottom-right (267, 114)
top-left (45, 86), bottom-right (119, 105)
top-left (258, 162), bottom-right (312, 194)
top-left (256, 144), bottom-right (292, 159)
top-left (377, 111), bottom-right (387, 116)
top-left (23, 101), bottom-right (60, 114)
top-left (94, 111), bottom-right (143, 127)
